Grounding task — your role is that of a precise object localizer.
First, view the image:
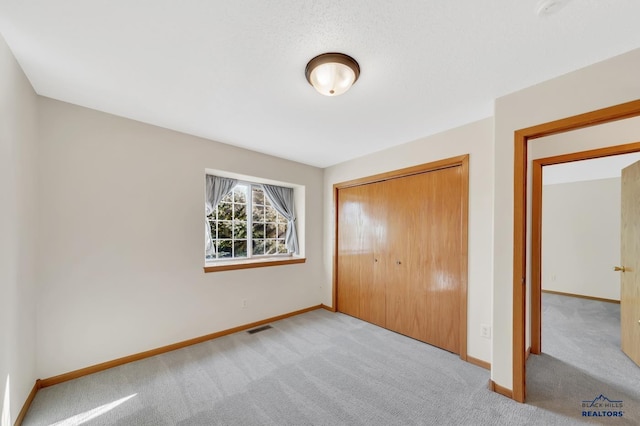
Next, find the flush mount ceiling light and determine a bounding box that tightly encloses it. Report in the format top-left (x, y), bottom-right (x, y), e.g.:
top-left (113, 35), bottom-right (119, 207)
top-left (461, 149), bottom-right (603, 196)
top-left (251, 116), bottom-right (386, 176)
top-left (305, 52), bottom-right (360, 96)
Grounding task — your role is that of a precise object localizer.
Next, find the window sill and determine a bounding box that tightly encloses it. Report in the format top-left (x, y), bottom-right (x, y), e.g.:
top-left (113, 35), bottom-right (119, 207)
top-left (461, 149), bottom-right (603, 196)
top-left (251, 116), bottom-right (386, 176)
top-left (203, 256), bottom-right (306, 273)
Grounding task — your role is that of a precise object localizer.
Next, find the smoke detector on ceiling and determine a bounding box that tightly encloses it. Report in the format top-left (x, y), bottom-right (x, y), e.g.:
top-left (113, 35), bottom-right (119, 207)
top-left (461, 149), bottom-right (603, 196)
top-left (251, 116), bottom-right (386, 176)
top-left (536, 0), bottom-right (570, 16)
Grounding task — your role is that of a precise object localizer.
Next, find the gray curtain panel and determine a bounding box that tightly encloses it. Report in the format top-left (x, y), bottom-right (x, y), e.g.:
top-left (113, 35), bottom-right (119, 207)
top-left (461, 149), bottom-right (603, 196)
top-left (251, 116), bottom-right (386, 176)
top-left (262, 184), bottom-right (299, 254)
top-left (205, 175), bottom-right (238, 258)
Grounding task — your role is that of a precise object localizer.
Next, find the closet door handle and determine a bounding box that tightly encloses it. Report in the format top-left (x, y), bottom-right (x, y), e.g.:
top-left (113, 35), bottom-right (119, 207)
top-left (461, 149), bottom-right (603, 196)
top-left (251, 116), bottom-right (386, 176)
top-left (374, 258), bottom-right (378, 263)
top-left (396, 260), bottom-right (402, 265)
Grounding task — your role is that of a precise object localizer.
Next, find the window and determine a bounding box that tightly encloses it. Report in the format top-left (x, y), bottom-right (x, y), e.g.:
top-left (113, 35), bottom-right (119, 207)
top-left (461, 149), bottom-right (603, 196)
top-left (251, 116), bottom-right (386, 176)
top-left (204, 173), bottom-right (304, 272)
top-left (206, 184), bottom-right (289, 260)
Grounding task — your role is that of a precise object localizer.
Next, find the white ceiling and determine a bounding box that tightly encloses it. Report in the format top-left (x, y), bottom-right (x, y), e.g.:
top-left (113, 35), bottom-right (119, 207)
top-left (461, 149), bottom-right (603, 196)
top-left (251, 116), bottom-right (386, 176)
top-left (544, 153), bottom-right (640, 185)
top-left (2, 1), bottom-right (640, 168)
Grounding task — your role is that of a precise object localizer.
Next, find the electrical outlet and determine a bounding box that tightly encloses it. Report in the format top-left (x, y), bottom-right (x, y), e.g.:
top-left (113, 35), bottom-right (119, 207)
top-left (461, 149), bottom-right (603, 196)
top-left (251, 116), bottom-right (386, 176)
top-left (480, 324), bottom-right (491, 339)
top-left (241, 299), bottom-right (247, 309)
top-left (551, 274), bottom-right (557, 282)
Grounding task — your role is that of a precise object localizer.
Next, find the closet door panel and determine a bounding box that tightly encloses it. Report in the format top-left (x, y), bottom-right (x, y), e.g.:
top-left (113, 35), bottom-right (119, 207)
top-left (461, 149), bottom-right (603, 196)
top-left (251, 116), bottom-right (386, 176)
top-left (337, 185), bottom-right (366, 317)
top-left (362, 182), bottom-right (387, 327)
top-left (418, 166), bottom-right (463, 353)
top-left (384, 167), bottom-right (463, 353)
top-left (337, 183), bottom-right (385, 324)
top-left (384, 176), bottom-right (415, 337)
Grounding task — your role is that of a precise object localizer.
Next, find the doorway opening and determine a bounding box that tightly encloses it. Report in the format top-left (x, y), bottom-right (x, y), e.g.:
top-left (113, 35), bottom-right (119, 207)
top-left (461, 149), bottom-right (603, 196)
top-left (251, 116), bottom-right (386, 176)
top-left (512, 99), bottom-right (640, 402)
top-left (531, 144), bottom-right (640, 355)
top-left (524, 148), bottom-right (640, 416)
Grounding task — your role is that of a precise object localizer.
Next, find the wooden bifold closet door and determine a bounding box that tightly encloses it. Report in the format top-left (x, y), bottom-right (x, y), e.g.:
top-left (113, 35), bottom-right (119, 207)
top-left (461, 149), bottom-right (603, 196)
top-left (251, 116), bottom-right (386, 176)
top-left (335, 157), bottom-right (468, 356)
top-left (337, 181), bottom-right (387, 327)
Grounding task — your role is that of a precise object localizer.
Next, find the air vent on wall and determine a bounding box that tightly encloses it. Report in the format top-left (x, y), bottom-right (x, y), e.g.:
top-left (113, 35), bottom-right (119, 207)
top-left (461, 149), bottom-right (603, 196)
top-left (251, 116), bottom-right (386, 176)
top-left (247, 325), bottom-right (273, 334)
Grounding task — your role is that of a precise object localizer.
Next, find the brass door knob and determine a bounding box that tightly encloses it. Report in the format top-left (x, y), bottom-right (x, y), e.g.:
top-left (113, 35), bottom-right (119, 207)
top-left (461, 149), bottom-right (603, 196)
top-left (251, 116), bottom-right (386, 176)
top-left (613, 266), bottom-right (626, 272)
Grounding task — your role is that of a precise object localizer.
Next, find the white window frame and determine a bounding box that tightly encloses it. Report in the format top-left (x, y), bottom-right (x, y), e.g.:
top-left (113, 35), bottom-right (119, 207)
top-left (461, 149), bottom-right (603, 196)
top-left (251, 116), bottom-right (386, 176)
top-left (204, 169), bottom-right (306, 272)
top-left (206, 181), bottom-right (290, 261)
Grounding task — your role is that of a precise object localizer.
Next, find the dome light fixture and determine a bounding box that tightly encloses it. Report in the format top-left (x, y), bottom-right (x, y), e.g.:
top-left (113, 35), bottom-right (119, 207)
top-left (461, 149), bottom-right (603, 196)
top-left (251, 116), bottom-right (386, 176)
top-left (305, 52), bottom-right (360, 96)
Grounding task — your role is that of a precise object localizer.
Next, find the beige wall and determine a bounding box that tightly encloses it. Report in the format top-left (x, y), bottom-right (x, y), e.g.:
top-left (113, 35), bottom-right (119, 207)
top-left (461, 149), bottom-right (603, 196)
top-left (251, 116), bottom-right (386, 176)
top-left (36, 98), bottom-right (325, 378)
top-left (493, 48), bottom-right (640, 389)
top-left (0, 34), bottom-right (39, 423)
top-left (3, 29), bottom-right (640, 412)
top-left (542, 178), bottom-right (621, 300)
top-left (323, 118), bottom-right (495, 364)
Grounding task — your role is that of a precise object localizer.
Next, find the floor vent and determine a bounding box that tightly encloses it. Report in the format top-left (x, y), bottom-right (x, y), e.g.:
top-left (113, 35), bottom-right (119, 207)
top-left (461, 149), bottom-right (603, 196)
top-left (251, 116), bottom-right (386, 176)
top-left (247, 325), bottom-right (273, 334)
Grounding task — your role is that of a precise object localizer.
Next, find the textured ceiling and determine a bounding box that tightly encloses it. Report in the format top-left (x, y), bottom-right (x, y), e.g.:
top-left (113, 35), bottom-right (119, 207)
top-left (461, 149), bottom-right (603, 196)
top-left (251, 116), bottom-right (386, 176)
top-left (2, 1), bottom-right (640, 167)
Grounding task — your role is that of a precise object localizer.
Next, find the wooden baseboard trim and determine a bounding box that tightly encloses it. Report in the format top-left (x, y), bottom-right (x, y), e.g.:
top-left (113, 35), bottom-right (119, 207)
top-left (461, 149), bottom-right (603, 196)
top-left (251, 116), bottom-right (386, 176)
top-left (541, 289), bottom-right (620, 304)
top-left (14, 379), bottom-right (41, 426)
top-left (489, 380), bottom-right (514, 400)
top-left (467, 356), bottom-right (491, 370)
top-left (39, 305), bottom-right (323, 389)
top-left (321, 304), bottom-right (336, 312)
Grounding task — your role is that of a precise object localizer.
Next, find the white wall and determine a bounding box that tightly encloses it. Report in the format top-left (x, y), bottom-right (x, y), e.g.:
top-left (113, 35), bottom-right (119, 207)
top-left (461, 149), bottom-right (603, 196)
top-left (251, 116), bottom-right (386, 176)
top-left (36, 98), bottom-right (325, 379)
top-left (493, 47), bottom-right (640, 389)
top-left (0, 34), bottom-right (38, 423)
top-left (323, 118), bottom-right (494, 364)
top-left (542, 178), bottom-right (621, 300)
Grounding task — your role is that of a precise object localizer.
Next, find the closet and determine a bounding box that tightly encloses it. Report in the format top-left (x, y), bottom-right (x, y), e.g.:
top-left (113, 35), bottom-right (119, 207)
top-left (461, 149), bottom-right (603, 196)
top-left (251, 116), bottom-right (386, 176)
top-left (334, 155), bottom-right (468, 356)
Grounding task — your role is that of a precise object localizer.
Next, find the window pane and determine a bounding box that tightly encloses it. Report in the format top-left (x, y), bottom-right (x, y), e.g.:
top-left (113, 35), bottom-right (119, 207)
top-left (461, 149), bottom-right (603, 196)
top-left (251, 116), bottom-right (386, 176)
top-left (252, 223), bottom-right (264, 238)
top-left (265, 206), bottom-right (278, 223)
top-left (233, 188), bottom-right (247, 204)
top-left (277, 223), bottom-right (286, 238)
top-left (235, 203), bottom-right (247, 221)
top-left (233, 220), bottom-right (247, 238)
top-left (252, 187), bottom-right (264, 205)
top-left (218, 221), bottom-right (232, 238)
top-left (265, 239), bottom-right (277, 255)
top-left (253, 239), bottom-right (265, 255)
top-left (253, 205), bottom-right (264, 222)
top-left (234, 240), bottom-right (247, 258)
top-left (208, 221), bottom-right (216, 238)
top-left (276, 212), bottom-right (287, 223)
top-left (265, 223), bottom-right (277, 239)
top-left (277, 240), bottom-right (288, 254)
top-left (217, 240), bottom-right (232, 258)
top-left (218, 203), bottom-right (233, 220)
top-left (220, 192), bottom-right (234, 203)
